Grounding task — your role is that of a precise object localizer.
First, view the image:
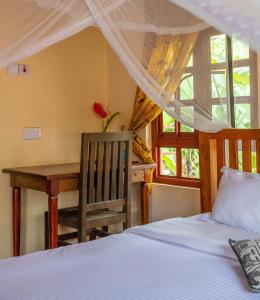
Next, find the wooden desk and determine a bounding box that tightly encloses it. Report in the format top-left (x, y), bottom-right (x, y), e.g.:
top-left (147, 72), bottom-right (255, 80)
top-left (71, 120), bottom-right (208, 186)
top-left (3, 162), bottom-right (156, 256)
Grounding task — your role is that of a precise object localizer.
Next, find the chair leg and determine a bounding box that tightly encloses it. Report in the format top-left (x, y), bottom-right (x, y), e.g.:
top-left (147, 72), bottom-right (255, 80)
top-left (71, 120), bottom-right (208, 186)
top-left (44, 211), bottom-right (49, 250)
top-left (102, 226), bottom-right (108, 232)
top-left (89, 229), bottom-right (97, 241)
top-left (123, 222), bottom-right (127, 231)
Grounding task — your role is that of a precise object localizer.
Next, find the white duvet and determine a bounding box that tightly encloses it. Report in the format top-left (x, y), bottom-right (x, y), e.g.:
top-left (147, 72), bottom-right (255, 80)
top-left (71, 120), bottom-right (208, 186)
top-left (0, 214), bottom-right (260, 300)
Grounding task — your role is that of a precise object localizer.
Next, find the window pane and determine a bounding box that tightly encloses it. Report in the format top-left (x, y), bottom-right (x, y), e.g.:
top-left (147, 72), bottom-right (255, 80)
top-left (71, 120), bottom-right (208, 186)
top-left (235, 103), bottom-right (251, 128)
top-left (163, 111), bottom-right (175, 132)
top-left (212, 105), bottom-right (227, 123)
top-left (180, 73), bottom-right (194, 100)
top-left (211, 70), bottom-right (227, 98)
top-left (181, 124), bottom-right (194, 133)
top-left (181, 148), bottom-right (200, 178)
top-left (180, 106), bottom-right (194, 132)
top-left (232, 37), bottom-right (249, 61)
top-left (211, 34), bottom-right (226, 64)
top-left (187, 54), bottom-right (193, 67)
top-left (160, 147), bottom-right (176, 176)
top-left (233, 67), bottom-right (250, 97)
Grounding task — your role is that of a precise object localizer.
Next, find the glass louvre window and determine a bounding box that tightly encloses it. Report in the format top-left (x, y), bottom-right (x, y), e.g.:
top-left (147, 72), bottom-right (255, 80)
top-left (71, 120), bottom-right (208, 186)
top-left (180, 107), bottom-right (194, 132)
top-left (212, 105), bottom-right (227, 123)
top-left (160, 148), bottom-right (177, 176)
top-left (180, 73), bottom-right (194, 100)
top-left (232, 38), bottom-right (249, 61)
top-left (211, 34), bottom-right (226, 64)
top-left (181, 148), bottom-right (200, 178)
top-left (233, 67), bottom-right (250, 97)
top-left (235, 103), bottom-right (251, 128)
top-left (152, 28), bottom-right (257, 188)
top-left (211, 70), bottom-right (227, 98)
top-left (209, 30), bottom-right (257, 128)
top-left (162, 111), bottom-right (175, 132)
top-left (231, 36), bottom-right (256, 128)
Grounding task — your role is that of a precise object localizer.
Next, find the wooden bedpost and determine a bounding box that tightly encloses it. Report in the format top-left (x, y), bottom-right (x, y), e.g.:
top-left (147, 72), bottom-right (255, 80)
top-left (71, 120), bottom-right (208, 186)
top-left (199, 132), bottom-right (212, 213)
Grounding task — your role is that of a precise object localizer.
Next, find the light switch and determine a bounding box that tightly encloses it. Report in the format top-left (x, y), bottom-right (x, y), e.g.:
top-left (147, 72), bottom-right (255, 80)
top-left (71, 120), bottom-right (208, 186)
top-left (23, 128), bottom-right (41, 140)
top-left (7, 64), bottom-right (19, 76)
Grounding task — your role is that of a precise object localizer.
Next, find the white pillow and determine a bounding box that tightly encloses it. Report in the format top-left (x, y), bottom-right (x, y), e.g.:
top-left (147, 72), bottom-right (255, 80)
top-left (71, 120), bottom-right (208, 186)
top-left (211, 167), bottom-right (260, 233)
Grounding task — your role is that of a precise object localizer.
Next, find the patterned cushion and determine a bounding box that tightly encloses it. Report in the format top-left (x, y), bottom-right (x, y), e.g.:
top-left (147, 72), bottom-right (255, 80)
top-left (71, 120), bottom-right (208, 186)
top-left (229, 239), bottom-right (260, 292)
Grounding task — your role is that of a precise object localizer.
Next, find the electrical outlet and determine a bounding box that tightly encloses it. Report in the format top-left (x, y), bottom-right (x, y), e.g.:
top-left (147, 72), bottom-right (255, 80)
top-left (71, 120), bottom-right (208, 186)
top-left (23, 127), bottom-right (41, 140)
top-left (19, 64), bottom-right (30, 76)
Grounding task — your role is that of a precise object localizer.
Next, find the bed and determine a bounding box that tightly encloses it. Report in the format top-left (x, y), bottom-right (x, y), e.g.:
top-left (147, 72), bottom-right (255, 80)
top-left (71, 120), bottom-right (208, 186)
top-left (0, 214), bottom-right (260, 300)
top-left (1, 129), bottom-right (260, 299)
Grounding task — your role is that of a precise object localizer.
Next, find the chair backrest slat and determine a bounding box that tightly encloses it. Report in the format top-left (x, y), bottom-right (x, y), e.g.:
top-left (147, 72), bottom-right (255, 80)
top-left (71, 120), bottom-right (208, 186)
top-left (123, 137), bottom-right (132, 227)
top-left (80, 136), bottom-right (89, 205)
top-left (78, 135), bottom-right (89, 238)
top-left (88, 142), bottom-right (96, 204)
top-left (118, 141), bottom-right (125, 199)
top-left (96, 142), bottom-right (104, 202)
top-left (110, 141), bottom-right (119, 200)
top-left (103, 141), bottom-right (112, 202)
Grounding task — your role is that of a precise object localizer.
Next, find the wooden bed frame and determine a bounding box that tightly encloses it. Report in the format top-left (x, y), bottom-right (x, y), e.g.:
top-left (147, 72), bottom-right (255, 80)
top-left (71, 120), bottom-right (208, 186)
top-left (199, 129), bottom-right (260, 213)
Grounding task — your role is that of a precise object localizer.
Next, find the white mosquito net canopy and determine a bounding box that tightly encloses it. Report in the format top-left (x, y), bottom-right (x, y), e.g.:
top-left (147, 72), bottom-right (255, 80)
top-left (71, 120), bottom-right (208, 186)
top-left (1, 0), bottom-right (259, 132)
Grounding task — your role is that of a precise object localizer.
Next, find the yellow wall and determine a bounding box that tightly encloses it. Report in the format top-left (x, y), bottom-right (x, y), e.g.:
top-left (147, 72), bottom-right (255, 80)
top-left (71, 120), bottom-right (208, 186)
top-left (0, 27), bottom-right (107, 258)
top-left (0, 26), bottom-right (201, 259)
top-left (106, 45), bottom-right (136, 132)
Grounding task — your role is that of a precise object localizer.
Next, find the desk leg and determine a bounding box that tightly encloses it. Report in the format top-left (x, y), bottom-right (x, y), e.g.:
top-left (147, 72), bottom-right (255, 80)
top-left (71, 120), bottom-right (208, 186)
top-left (12, 187), bottom-right (21, 256)
top-left (48, 194), bottom-right (58, 249)
top-left (141, 182), bottom-right (152, 225)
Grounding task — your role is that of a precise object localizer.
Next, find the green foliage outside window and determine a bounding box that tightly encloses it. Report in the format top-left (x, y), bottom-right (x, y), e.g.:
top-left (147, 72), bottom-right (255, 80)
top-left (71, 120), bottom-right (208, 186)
top-left (160, 147), bottom-right (176, 176)
top-left (182, 148), bottom-right (200, 178)
top-left (163, 111), bottom-right (175, 132)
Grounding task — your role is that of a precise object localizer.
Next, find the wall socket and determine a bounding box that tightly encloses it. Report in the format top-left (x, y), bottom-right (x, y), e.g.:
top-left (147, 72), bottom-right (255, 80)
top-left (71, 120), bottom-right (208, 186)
top-left (23, 127), bottom-right (41, 140)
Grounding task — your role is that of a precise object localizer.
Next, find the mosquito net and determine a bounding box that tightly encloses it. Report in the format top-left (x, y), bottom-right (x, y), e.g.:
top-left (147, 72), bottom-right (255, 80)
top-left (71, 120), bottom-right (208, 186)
top-left (1, 0), bottom-right (259, 132)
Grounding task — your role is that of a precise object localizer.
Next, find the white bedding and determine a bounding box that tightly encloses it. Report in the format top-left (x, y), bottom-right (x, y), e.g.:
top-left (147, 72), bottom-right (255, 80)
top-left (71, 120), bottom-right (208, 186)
top-left (0, 214), bottom-right (260, 300)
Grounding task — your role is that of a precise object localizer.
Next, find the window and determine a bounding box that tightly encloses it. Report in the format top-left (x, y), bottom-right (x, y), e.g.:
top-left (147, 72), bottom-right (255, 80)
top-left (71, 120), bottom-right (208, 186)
top-left (152, 113), bottom-right (200, 187)
top-left (209, 31), bottom-right (258, 128)
top-left (152, 28), bottom-right (258, 187)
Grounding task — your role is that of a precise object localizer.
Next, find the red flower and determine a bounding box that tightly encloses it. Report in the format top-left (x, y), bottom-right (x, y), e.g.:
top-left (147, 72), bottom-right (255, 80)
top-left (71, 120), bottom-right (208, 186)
top-left (93, 102), bottom-right (108, 118)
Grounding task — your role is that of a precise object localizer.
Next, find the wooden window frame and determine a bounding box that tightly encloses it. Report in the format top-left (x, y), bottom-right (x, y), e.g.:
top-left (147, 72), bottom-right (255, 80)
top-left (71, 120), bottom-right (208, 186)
top-left (151, 115), bottom-right (200, 188)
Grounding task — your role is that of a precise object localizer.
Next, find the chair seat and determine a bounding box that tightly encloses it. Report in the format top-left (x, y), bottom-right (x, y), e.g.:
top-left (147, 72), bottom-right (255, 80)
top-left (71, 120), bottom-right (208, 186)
top-left (58, 206), bottom-right (126, 230)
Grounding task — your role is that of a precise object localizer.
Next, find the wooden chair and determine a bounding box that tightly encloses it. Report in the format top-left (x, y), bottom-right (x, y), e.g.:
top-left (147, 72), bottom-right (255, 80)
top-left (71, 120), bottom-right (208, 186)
top-left (45, 132), bottom-right (132, 247)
